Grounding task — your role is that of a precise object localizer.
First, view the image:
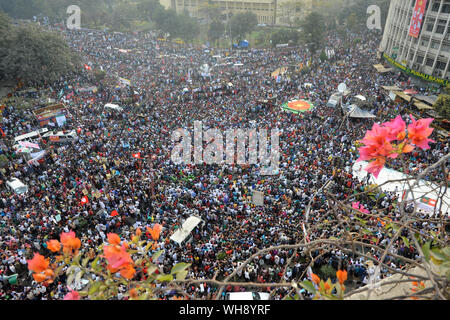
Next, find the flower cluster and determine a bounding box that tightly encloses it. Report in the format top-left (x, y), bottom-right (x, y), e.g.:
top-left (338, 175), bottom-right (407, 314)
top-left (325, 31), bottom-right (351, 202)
top-left (308, 270), bottom-right (347, 299)
top-left (26, 225), bottom-right (166, 300)
top-left (103, 233), bottom-right (136, 279)
top-left (357, 115), bottom-right (434, 178)
top-left (27, 253), bottom-right (54, 284)
top-left (351, 202), bottom-right (370, 214)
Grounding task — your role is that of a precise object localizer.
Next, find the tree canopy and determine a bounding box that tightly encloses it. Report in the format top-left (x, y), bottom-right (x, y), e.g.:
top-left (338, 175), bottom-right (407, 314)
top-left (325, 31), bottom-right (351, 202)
top-left (0, 12), bottom-right (81, 85)
top-left (229, 12), bottom-right (258, 42)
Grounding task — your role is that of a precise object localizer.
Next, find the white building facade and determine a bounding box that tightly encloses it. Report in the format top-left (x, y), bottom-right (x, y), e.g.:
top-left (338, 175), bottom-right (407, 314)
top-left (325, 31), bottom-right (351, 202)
top-left (380, 0), bottom-right (450, 85)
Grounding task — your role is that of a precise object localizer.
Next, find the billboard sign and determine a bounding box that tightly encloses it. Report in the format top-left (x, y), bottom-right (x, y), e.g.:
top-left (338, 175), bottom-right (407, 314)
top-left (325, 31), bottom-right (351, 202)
top-left (409, 0), bottom-right (428, 38)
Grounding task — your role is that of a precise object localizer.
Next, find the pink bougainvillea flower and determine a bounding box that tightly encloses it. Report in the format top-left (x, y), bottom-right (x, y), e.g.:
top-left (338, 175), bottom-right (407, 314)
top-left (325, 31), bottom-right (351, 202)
top-left (383, 115), bottom-right (406, 141)
top-left (358, 123), bottom-right (399, 161)
top-left (364, 157), bottom-right (386, 178)
top-left (64, 290), bottom-right (80, 300)
top-left (407, 115), bottom-right (435, 150)
top-left (351, 202), bottom-right (370, 214)
top-left (27, 253), bottom-right (50, 273)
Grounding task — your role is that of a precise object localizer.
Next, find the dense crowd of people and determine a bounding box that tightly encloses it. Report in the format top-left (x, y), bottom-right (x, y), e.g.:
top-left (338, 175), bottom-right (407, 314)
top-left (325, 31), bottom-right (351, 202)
top-left (0, 26), bottom-right (448, 300)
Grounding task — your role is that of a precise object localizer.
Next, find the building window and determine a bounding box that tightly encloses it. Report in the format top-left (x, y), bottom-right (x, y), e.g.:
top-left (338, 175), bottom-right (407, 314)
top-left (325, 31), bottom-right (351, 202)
top-left (436, 60), bottom-right (447, 70)
top-left (432, 2), bottom-right (440, 12)
top-left (436, 24), bottom-right (445, 34)
top-left (426, 23), bottom-right (434, 32)
top-left (443, 4), bottom-right (450, 13)
top-left (430, 40), bottom-right (440, 49)
top-left (416, 55), bottom-right (424, 64)
top-left (421, 38), bottom-right (429, 46)
top-left (426, 57), bottom-right (435, 67)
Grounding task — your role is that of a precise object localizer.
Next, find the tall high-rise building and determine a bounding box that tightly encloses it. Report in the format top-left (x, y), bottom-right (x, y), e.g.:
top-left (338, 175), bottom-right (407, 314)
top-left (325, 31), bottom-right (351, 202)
top-left (380, 0), bottom-right (450, 85)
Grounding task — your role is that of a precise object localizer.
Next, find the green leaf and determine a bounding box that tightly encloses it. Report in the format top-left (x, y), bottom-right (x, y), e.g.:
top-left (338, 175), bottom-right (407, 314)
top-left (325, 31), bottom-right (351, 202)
top-left (430, 249), bottom-right (446, 261)
top-left (88, 281), bottom-right (102, 295)
top-left (66, 272), bottom-right (75, 286)
top-left (441, 247), bottom-right (450, 259)
top-left (283, 295), bottom-right (293, 300)
top-left (91, 256), bottom-right (100, 271)
top-left (401, 236), bottom-right (410, 247)
top-left (422, 242), bottom-right (431, 261)
top-left (81, 257), bottom-right (90, 267)
top-left (66, 265), bottom-right (77, 275)
top-left (73, 253), bottom-right (81, 265)
top-left (78, 291), bottom-right (89, 297)
top-left (152, 250), bottom-right (164, 262)
top-left (299, 280), bottom-right (316, 295)
top-left (157, 274), bottom-right (173, 282)
top-left (75, 270), bottom-right (84, 284)
top-left (171, 263), bottom-right (190, 275)
top-left (176, 270), bottom-right (188, 280)
top-left (147, 265), bottom-right (157, 276)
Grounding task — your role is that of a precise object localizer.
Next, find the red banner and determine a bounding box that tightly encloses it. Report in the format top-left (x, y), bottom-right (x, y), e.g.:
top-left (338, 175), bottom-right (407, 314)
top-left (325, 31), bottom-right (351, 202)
top-left (409, 0), bottom-right (428, 38)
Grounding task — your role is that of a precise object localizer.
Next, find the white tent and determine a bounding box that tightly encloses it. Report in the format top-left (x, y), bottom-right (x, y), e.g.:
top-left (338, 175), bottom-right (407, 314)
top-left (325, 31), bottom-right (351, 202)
top-left (353, 161), bottom-right (449, 216)
top-left (104, 103), bottom-right (123, 111)
top-left (347, 105), bottom-right (376, 118)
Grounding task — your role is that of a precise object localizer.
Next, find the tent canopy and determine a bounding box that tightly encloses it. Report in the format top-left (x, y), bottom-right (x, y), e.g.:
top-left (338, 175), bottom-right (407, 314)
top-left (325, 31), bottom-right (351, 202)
top-left (347, 105), bottom-right (376, 118)
top-left (353, 161), bottom-right (449, 216)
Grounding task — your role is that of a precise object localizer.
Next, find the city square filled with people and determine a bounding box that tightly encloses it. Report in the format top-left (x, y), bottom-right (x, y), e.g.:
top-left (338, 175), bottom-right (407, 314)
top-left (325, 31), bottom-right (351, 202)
top-left (0, 25), bottom-right (448, 300)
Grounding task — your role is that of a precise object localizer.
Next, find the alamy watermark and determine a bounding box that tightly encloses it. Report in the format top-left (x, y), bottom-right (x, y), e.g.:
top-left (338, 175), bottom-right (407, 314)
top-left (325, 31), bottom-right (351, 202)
top-left (66, 5), bottom-right (81, 30)
top-left (171, 121), bottom-right (280, 175)
top-left (367, 5), bottom-right (382, 31)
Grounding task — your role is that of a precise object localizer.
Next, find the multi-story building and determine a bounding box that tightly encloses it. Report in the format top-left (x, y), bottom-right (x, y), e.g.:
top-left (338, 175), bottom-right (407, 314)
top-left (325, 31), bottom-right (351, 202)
top-left (380, 0), bottom-right (450, 85)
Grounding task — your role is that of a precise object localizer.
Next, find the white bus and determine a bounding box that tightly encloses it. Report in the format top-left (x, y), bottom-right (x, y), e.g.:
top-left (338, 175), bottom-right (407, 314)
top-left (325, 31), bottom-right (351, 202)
top-left (170, 215), bottom-right (204, 247)
top-left (14, 128), bottom-right (48, 144)
top-left (42, 130), bottom-right (77, 143)
top-left (6, 178), bottom-right (28, 195)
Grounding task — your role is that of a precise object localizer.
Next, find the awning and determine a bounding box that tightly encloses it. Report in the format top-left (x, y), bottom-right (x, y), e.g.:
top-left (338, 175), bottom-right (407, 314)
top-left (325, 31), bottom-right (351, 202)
top-left (347, 105), bottom-right (376, 118)
top-left (393, 91), bottom-right (412, 102)
top-left (373, 64), bottom-right (393, 73)
top-left (413, 100), bottom-right (434, 110)
top-left (381, 85), bottom-right (402, 91)
top-left (414, 95), bottom-right (438, 105)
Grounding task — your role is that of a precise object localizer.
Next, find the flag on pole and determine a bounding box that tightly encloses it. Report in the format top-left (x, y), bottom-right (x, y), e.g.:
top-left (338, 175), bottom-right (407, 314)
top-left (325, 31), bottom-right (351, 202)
top-left (111, 210), bottom-right (119, 217)
top-left (81, 196), bottom-right (89, 205)
top-left (132, 153), bottom-right (141, 159)
top-left (0, 127), bottom-right (5, 137)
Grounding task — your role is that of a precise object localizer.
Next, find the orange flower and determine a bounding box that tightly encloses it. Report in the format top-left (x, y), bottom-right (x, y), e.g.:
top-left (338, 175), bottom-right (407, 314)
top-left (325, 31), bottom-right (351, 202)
top-left (311, 273), bottom-right (320, 285)
top-left (60, 231), bottom-right (81, 255)
top-left (336, 270), bottom-right (347, 284)
top-left (323, 282), bottom-right (331, 291)
top-left (107, 233), bottom-right (121, 246)
top-left (129, 288), bottom-right (138, 299)
top-left (135, 227), bottom-right (142, 237)
top-left (27, 253), bottom-right (50, 273)
top-left (120, 264), bottom-right (136, 280)
top-left (33, 273), bottom-right (47, 283)
top-left (103, 244), bottom-right (134, 275)
top-left (147, 224), bottom-right (162, 241)
top-left (44, 268), bottom-right (54, 277)
top-left (46, 240), bottom-right (61, 253)
top-left (412, 281), bottom-right (418, 287)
